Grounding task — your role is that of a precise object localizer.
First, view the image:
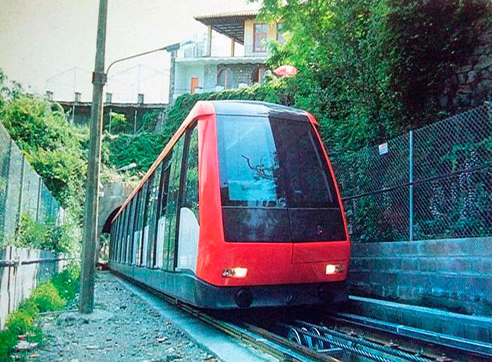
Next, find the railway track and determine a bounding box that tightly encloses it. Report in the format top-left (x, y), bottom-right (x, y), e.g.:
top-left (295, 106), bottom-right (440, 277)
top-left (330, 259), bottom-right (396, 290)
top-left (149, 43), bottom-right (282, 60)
top-left (115, 272), bottom-right (492, 361)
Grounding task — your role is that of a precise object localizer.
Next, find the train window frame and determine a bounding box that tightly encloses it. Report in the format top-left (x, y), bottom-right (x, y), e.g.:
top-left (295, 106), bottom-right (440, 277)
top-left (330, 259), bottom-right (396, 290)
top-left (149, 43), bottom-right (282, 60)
top-left (131, 191), bottom-right (142, 265)
top-left (126, 198), bottom-right (136, 264)
top-left (173, 122), bottom-right (199, 270)
top-left (135, 185), bottom-right (148, 266)
top-left (181, 123), bottom-right (199, 220)
top-left (216, 114), bottom-right (345, 242)
top-left (163, 135), bottom-right (186, 271)
top-left (140, 178), bottom-right (152, 266)
top-left (119, 208), bottom-right (126, 262)
top-left (116, 216), bottom-right (121, 262)
top-left (147, 163), bottom-right (162, 268)
top-left (153, 158), bottom-right (171, 267)
top-left (123, 205), bottom-right (131, 263)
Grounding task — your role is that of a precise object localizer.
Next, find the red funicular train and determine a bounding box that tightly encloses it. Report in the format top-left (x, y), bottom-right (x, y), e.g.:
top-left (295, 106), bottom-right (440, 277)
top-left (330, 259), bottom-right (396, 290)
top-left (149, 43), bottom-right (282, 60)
top-left (109, 101), bottom-right (350, 309)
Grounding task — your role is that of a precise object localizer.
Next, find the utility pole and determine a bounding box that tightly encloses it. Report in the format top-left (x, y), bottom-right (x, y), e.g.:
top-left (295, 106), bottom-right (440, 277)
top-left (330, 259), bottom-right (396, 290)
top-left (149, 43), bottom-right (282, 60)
top-left (79, 0), bottom-right (108, 314)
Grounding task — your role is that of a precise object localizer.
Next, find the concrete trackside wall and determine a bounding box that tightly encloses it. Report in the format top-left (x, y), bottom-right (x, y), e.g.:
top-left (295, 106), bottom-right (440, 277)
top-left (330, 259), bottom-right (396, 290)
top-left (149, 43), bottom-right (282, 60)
top-left (0, 246), bottom-right (68, 329)
top-left (348, 237), bottom-right (492, 316)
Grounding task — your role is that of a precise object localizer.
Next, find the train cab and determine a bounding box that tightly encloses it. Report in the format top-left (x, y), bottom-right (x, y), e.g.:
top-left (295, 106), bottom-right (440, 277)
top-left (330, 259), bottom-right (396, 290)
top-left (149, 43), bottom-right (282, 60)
top-left (109, 100), bottom-right (350, 309)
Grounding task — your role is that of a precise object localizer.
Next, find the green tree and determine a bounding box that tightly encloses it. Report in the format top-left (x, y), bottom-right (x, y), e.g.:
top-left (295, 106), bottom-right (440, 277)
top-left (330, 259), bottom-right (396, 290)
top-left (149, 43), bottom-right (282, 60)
top-left (0, 75), bottom-right (86, 218)
top-left (258, 0), bottom-right (403, 152)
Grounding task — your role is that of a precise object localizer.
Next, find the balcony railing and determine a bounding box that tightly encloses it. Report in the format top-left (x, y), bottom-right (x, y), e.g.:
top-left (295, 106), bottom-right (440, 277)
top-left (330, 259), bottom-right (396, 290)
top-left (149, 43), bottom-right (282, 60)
top-left (176, 44), bottom-right (269, 59)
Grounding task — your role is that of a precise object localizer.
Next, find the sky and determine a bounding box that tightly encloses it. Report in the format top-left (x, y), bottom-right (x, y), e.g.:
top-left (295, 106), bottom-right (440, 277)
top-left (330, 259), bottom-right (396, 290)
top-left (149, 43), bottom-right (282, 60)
top-left (0, 0), bottom-right (259, 103)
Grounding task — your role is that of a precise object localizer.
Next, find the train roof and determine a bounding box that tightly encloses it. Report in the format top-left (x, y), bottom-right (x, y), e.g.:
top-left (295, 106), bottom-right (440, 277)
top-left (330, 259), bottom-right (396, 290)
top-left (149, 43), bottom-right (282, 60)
top-left (210, 100), bottom-right (311, 123)
top-left (112, 101), bottom-right (316, 222)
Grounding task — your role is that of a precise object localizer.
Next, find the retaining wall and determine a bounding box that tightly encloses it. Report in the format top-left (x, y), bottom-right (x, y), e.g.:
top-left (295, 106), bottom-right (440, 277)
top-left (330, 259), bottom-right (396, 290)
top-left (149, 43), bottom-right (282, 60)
top-left (348, 236), bottom-right (492, 316)
top-left (0, 246), bottom-right (68, 329)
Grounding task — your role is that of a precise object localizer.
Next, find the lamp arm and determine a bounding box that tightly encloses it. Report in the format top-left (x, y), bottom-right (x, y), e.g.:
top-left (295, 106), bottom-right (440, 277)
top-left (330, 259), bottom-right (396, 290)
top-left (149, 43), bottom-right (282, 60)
top-left (106, 46), bottom-right (170, 75)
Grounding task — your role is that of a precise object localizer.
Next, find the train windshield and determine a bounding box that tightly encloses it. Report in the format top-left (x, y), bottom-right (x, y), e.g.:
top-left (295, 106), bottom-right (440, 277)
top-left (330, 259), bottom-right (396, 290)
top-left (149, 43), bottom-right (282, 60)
top-left (216, 115), bottom-right (346, 242)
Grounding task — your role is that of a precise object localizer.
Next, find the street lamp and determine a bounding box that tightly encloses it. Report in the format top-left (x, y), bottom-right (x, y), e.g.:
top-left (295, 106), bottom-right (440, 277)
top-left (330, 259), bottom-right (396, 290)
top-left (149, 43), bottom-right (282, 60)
top-left (79, 0), bottom-right (179, 314)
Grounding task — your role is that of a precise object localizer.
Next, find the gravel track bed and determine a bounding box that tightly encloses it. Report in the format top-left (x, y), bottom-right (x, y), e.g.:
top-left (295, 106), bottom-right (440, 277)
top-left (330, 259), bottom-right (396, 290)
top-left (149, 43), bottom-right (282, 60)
top-left (36, 271), bottom-right (220, 362)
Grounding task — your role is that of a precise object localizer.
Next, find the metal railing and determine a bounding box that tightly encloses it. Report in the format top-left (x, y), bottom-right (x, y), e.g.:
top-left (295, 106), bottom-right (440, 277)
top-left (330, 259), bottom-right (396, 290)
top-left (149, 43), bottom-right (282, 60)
top-left (0, 122), bottom-right (65, 246)
top-left (331, 102), bottom-right (491, 243)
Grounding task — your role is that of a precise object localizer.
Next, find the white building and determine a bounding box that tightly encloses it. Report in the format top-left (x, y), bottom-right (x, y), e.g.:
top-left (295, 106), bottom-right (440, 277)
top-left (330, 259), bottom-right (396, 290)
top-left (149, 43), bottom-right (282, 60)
top-left (168, 10), bottom-right (285, 102)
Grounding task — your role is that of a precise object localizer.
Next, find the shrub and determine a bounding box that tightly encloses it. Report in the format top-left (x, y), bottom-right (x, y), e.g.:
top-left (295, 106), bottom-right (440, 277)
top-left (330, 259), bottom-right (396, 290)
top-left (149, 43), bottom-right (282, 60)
top-left (51, 262), bottom-right (80, 301)
top-left (17, 298), bottom-right (40, 319)
top-left (15, 213), bottom-right (47, 250)
top-left (5, 309), bottom-right (34, 335)
top-left (30, 281), bottom-right (65, 312)
top-left (0, 330), bottom-right (16, 361)
top-left (14, 213), bottom-right (80, 254)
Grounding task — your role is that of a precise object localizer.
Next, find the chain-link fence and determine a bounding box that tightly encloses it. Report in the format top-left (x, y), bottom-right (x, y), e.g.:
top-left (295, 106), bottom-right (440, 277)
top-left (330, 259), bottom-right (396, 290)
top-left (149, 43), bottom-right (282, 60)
top-left (0, 122), bottom-right (65, 246)
top-left (331, 102), bottom-right (491, 243)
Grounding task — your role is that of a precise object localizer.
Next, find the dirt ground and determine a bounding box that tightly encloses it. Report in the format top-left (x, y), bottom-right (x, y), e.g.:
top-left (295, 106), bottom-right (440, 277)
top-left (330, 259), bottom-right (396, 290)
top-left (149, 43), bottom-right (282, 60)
top-left (34, 271), bottom-right (219, 362)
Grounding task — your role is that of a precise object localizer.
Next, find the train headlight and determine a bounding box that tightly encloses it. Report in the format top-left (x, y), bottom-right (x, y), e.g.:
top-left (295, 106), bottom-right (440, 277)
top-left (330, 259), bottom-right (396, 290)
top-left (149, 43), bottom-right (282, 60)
top-left (222, 267), bottom-right (248, 278)
top-left (326, 264), bottom-right (344, 275)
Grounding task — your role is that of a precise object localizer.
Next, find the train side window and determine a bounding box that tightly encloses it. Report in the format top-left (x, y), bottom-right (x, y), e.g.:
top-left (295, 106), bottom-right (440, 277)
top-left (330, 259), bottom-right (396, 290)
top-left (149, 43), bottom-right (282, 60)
top-left (147, 164), bottom-right (162, 268)
top-left (176, 124), bottom-right (200, 272)
top-left (129, 197), bottom-right (138, 264)
top-left (155, 156), bottom-right (171, 268)
top-left (125, 199), bottom-right (136, 264)
top-left (135, 186), bottom-right (148, 266)
top-left (116, 217), bottom-right (122, 262)
top-left (164, 136), bottom-right (185, 270)
top-left (140, 178), bottom-right (152, 267)
top-left (118, 208), bottom-right (125, 262)
top-left (182, 125), bottom-right (199, 220)
top-left (132, 191), bottom-right (142, 265)
top-left (121, 204), bottom-right (128, 263)
top-left (111, 219), bottom-right (116, 261)
top-left (109, 222), bottom-right (114, 261)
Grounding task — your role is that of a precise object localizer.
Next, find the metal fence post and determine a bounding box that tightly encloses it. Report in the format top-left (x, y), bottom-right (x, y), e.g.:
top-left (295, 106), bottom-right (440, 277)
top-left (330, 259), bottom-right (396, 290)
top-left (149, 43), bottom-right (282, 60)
top-left (408, 130), bottom-right (414, 242)
top-left (0, 138), bottom-right (13, 245)
top-left (36, 177), bottom-right (42, 221)
top-left (16, 155), bottom-right (25, 239)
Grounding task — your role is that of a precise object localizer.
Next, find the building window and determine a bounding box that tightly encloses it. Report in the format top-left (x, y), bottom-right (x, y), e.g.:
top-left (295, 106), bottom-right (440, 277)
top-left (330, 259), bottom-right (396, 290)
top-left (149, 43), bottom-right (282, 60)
top-left (217, 68), bottom-right (233, 89)
top-left (251, 66), bottom-right (266, 84)
top-left (253, 23), bottom-right (268, 53)
top-left (276, 23), bottom-right (286, 44)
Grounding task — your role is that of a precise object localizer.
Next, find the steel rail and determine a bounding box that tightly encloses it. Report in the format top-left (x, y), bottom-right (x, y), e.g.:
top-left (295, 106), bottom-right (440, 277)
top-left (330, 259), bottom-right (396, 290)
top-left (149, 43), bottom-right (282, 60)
top-left (292, 320), bottom-right (433, 362)
top-left (278, 323), bottom-right (396, 362)
top-left (328, 312), bottom-right (492, 359)
top-left (112, 271), bottom-right (338, 362)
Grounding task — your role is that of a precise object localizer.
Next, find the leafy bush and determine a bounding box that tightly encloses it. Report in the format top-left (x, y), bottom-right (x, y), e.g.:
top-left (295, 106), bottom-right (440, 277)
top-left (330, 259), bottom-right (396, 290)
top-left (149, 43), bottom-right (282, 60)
top-left (15, 213), bottom-right (79, 253)
top-left (51, 262), bottom-right (80, 301)
top-left (5, 309), bottom-right (34, 335)
top-left (0, 330), bottom-right (16, 361)
top-left (16, 213), bottom-right (47, 250)
top-left (17, 298), bottom-right (40, 319)
top-left (0, 72), bottom-right (87, 221)
top-left (30, 281), bottom-right (65, 312)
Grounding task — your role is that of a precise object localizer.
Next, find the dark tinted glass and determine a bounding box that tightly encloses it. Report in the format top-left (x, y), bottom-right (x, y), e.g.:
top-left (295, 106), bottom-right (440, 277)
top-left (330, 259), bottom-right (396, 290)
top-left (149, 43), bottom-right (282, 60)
top-left (163, 136), bottom-right (185, 270)
top-left (216, 115), bottom-right (345, 242)
top-left (217, 115), bottom-right (338, 209)
top-left (182, 126), bottom-right (199, 219)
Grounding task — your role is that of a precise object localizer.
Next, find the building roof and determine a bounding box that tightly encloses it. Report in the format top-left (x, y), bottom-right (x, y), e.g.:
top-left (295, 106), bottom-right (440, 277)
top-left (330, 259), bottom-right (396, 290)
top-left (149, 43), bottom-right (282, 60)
top-left (194, 10), bottom-right (260, 44)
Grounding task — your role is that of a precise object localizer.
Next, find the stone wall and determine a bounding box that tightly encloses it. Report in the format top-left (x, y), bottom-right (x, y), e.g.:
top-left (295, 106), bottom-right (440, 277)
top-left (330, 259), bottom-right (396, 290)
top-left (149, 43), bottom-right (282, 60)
top-left (444, 29), bottom-right (492, 110)
top-left (349, 237), bottom-right (492, 316)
